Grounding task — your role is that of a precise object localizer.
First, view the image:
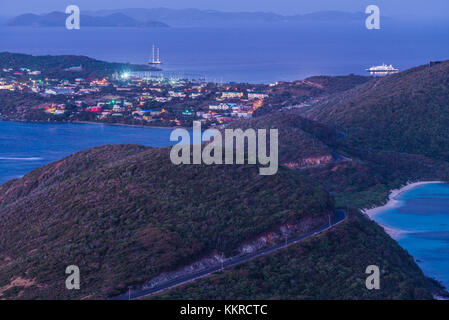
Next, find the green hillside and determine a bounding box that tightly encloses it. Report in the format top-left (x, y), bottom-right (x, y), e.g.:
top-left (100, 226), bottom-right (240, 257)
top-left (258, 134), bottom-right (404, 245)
top-left (1, 60), bottom-right (449, 300)
top-left (153, 211), bottom-right (446, 300)
top-left (0, 144), bottom-right (333, 299)
top-left (0, 52), bottom-right (158, 79)
top-left (301, 60), bottom-right (449, 161)
top-left (226, 113), bottom-right (338, 168)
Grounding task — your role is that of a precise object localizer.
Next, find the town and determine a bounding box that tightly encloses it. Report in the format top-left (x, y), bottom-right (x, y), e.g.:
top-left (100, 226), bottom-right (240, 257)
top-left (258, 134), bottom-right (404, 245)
top-left (0, 53), bottom-right (370, 129)
top-left (0, 65), bottom-right (277, 128)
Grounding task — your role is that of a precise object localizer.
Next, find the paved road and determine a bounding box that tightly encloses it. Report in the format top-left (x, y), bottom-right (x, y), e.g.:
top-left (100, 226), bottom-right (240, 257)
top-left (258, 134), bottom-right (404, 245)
top-left (114, 209), bottom-right (347, 300)
top-left (332, 152), bottom-right (352, 163)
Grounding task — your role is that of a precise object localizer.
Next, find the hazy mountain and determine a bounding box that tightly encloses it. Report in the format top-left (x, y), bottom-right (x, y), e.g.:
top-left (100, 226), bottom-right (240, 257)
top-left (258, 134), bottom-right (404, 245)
top-left (7, 11), bottom-right (169, 28)
top-left (84, 8), bottom-right (374, 27)
top-left (7, 8), bottom-right (388, 28)
top-left (0, 15), bottom-right (11, 25)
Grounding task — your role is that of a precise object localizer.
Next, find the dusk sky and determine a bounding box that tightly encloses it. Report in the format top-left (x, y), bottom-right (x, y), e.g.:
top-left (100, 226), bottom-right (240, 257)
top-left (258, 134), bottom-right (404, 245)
top-left (1, 0), bottom-right (449, 19)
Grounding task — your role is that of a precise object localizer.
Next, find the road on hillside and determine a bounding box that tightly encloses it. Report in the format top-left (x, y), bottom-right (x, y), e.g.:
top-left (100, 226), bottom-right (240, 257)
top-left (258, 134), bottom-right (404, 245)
top-left (114, 209), bottom-right (347, 300)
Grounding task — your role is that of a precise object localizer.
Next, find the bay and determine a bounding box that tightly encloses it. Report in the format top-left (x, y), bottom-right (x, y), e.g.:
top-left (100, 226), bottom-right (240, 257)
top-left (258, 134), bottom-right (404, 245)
top-left (373, 183), bottom-right (449, 290)
top-left (0, 121), bottom-right (178, 184)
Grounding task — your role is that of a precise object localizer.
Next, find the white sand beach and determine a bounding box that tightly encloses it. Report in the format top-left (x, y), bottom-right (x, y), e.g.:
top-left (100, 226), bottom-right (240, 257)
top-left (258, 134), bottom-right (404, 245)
top-left (363, 181), bottom-right (444, 239)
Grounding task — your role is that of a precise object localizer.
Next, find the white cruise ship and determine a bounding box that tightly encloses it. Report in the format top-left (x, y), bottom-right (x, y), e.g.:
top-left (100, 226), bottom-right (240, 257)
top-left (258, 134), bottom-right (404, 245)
top-left (366, 64), bottom-right (399, 76)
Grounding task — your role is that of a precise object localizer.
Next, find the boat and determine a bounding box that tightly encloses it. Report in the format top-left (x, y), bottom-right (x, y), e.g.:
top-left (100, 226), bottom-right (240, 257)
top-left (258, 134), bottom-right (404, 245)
top-left (149, 44), bottom-right (162, 65)
top-left (366, 63), bottom-right (398, 76)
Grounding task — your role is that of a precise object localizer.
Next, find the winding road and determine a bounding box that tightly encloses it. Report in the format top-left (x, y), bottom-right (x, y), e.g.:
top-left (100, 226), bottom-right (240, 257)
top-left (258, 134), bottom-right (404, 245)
top-left (114, 209), bottom-right (347, 300)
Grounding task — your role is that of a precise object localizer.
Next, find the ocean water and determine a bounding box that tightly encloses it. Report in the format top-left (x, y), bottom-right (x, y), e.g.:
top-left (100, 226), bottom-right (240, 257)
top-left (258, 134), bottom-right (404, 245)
top-left (0, 21), bottom-right (448, 83)
top-left (373, 183), bottom-right (449, 290)
top-left (0, 121), bottom-right (177, 184)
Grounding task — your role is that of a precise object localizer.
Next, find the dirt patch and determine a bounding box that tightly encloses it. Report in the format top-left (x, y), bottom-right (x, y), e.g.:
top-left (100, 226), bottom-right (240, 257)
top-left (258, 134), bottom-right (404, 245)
top-left (0, 277), bottom-right (36, 296)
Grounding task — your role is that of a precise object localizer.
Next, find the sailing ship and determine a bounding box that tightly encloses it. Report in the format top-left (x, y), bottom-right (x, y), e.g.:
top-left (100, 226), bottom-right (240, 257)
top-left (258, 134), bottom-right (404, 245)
top-left (149, 44), bottom-right (162, 65)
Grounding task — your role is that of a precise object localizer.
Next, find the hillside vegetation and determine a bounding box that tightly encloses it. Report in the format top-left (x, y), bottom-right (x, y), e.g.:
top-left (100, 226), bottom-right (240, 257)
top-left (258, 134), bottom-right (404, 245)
top-left (0, 52), bottom-right (158, 80)
top-left (0, 144), bottom-right (333, 299)
top-left (301, 60), bottom-right (449, 161)
top-left (153, 211), bottom-right (446, 300)
top-left (256, 74), bottom-right (371, 116)
top-left (1, 60), bottom-right (449, 300)
top-left (226, 113), bottom-right (338, 168)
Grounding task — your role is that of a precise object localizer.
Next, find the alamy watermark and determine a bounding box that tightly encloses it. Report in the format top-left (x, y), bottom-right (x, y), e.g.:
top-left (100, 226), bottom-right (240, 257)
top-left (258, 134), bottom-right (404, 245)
top-left (365, 265), bottom-right (380, 290)
top-left (170, 121), bottom-right (279, 175)
top-left (365, 5), bottom-right (381, 30)
top-left (66, 5), bottom-right (80, 30)
top-left (65, 265), bottom-right (80, 290)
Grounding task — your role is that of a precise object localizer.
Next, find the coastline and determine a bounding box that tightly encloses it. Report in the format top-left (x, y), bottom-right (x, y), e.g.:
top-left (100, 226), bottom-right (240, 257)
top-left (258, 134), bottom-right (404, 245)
top-left (363, 181), bottom-right (445, 239)
top-left (72, 121), bottom-right (188, 130)
top-left (0, 119), bottom-right (188, 130)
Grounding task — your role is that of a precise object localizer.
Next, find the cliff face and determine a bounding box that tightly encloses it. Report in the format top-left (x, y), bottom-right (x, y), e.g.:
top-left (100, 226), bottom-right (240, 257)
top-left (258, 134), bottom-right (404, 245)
top-left (284, 155), bottom-right (334, 169)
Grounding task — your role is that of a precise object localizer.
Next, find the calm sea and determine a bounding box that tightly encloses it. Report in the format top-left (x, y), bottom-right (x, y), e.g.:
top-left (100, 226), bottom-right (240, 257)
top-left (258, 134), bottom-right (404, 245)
top-left (373, 183), bottom-right (449, 290)
top-left (0, 121), bottom-right (177, 184)
top-left (0, 21), bottom-right (448, 83)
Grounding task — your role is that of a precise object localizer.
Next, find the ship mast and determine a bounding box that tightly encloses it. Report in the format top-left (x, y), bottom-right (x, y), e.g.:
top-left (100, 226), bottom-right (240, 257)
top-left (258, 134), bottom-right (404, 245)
top-left (152, 44), bottom-right (155, 64)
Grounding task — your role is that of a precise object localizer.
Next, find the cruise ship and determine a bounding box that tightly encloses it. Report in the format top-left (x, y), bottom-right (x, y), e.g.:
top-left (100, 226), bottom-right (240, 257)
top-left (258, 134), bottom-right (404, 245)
top-left (366, 63), bottom-right (398, 76)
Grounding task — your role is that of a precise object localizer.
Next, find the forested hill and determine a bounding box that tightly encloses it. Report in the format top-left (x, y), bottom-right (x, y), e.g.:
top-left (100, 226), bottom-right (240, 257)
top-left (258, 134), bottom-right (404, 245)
top-left (0, 52), bottom-right (158, 79)
top-left (301, 60), bottom-right (449, 161)
top-left (0, 144), bottom-right (333, 299)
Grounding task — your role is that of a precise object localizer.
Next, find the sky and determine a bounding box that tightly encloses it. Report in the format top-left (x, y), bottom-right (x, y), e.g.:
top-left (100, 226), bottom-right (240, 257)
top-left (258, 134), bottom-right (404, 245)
top-left (1, 0), bottom-right (449, 19)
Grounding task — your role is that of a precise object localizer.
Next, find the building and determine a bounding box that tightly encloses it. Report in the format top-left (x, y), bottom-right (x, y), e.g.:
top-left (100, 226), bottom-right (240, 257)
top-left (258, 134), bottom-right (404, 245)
top-left (64, 66), bottom-right (83, 72)
top-left (44, 87), bottom-right (74, 95)
top-left (248, 92), bottom-right (268, 100)
top-left (221, 91), bottom-right (244, 99)
top-left (209, 103), bottom-right (230, 111)
top-left (112, 105), bottom-right (125, 112)
top-left (182, 109), bottom-right (194, 116)
top-left (169, 91), bottom-right (187, 98)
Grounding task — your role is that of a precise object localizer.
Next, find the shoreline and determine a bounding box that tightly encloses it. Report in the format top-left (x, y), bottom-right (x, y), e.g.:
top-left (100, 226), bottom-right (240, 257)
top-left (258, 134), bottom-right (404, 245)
top-left (72, 121), bottom-right (188, 130)
top-left (363, 181), bottom-right (445, 239)
top-left (0, 119), bottom-right (188, 130)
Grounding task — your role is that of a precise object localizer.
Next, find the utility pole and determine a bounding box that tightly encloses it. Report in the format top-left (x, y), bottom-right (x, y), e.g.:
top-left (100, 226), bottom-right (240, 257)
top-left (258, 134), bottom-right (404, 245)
top-left (328, 215), bottom-right (331, 227)
top-left (221, 253), bottom-right (224, 271)
top-left (284, 234), bottom-right (288, 247)
top-left (128, 287), bottom-right (131, 301)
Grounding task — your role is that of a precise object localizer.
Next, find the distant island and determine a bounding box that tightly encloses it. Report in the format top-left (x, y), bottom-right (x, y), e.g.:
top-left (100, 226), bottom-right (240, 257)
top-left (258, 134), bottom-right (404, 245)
top-left (4, 9), bottom-right (377, 28)
top-left (7, 11), bottom-right (170, 28)
top-left (86, 8), bottom-right (369, 27)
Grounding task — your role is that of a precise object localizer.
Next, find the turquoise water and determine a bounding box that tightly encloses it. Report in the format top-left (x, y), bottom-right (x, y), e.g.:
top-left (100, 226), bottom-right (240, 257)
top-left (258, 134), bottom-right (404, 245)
top-left (373, 183), bottom-right (449, 290)
top-left (0, 121), bottom-right (178, 184)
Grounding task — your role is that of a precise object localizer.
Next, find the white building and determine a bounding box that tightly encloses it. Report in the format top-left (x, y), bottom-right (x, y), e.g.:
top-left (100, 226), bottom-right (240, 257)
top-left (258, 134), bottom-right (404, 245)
top-left (248, 92), bottom-right (268, 100)
top-left (44, 87), bottom-right (74, 95)
top-left (169, 91), bottom-right (186, 98)
top-left (221, 91), bottom-right (243, 99)
top-left (209, 103), bottom-right (230, 111)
